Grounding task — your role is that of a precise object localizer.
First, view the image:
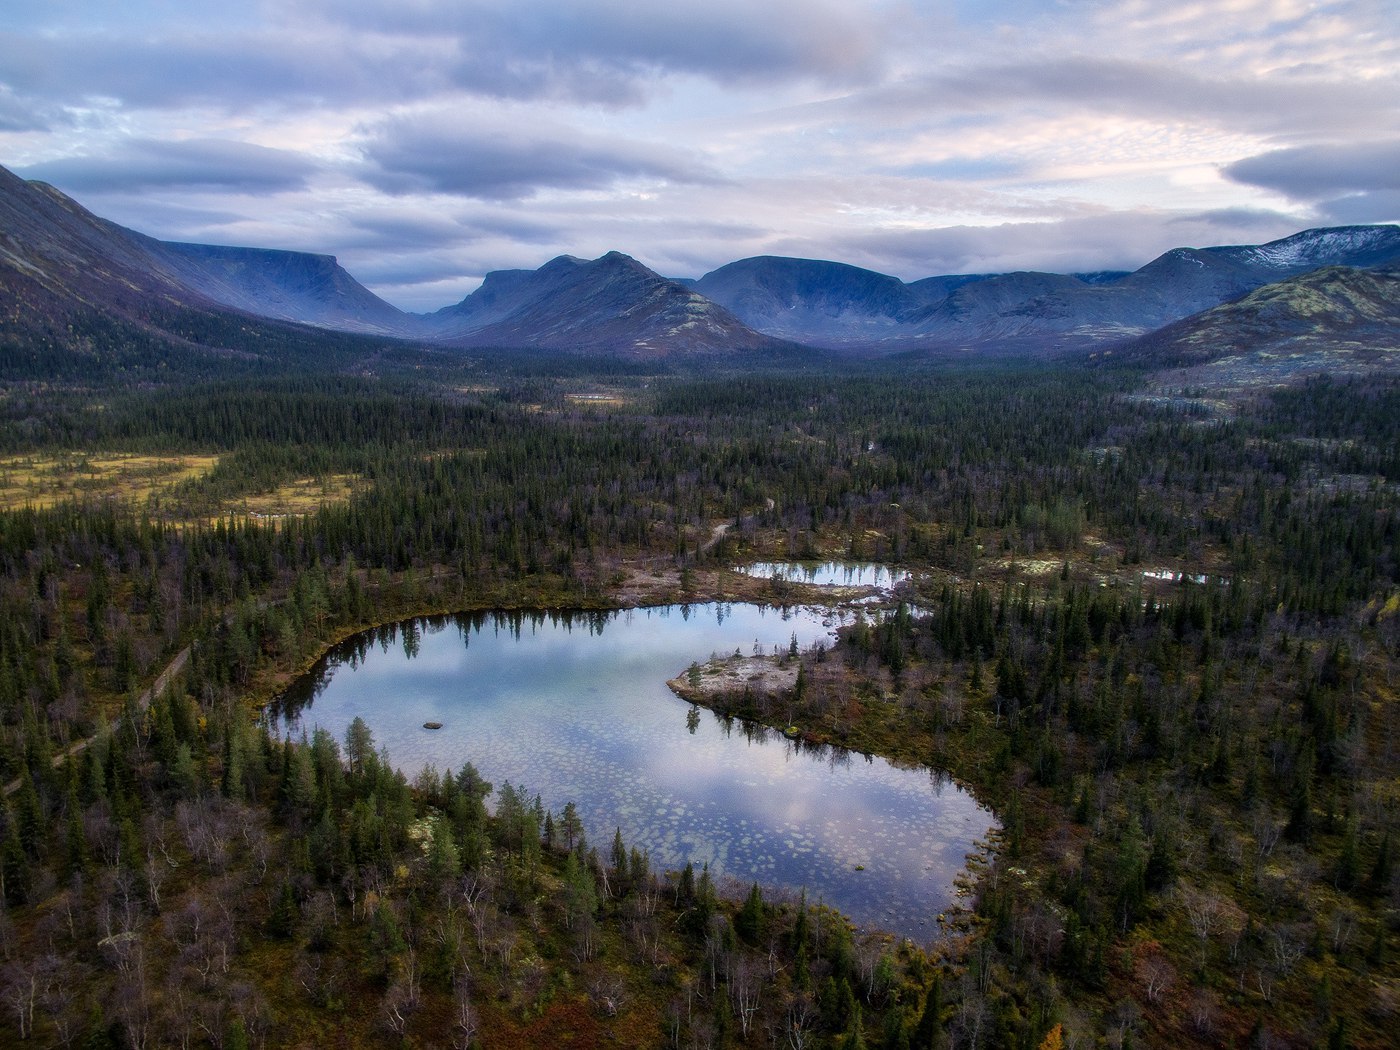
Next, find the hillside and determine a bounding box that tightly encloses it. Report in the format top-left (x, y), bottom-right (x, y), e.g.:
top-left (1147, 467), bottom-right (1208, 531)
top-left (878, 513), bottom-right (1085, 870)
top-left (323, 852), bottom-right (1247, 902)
top-left (690, 256), bottom-right (948, 347)
top-left (0, 166), bottom-right (431, 380)
top-left (426, 251), bottom-right (798, 358)
top-left (141, 240), bottom-right (418, 338)
top-left (1118, 264), bottom-right (1400, 383)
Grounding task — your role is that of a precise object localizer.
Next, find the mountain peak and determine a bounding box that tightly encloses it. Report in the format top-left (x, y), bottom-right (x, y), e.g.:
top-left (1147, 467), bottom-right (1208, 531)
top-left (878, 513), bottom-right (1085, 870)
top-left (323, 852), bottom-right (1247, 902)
top-left (539, 254), bottom-right (589, 273)
top-left (424, 250), bottom-right (790, 356)
top-left (692, 255), bottom-right (929, 347)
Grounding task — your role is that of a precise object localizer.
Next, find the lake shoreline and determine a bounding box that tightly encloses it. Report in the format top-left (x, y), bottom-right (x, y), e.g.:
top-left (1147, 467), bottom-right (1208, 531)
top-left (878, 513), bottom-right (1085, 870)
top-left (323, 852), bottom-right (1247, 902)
top-left (270, 589), bottom-right (994, 943)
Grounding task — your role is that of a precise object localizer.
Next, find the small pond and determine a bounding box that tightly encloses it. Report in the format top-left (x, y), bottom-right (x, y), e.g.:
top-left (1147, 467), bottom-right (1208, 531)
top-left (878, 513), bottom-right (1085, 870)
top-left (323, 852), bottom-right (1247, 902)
top-left (273, 602), bottom-right (993, 941)
top-left (738, 561), bottom-right (910, 590)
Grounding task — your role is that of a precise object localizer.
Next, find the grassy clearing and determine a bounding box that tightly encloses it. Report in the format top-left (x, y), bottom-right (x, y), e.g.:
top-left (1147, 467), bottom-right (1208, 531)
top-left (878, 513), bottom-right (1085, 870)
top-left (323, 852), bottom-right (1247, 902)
top-left (0, 451), bottom-right (219, 510)
top-left (565, 392), bottom-right (629, 407)
top-left (210, 473), bottom-right (360, 523)
top-left (0, 452), bottom-right (361, 522)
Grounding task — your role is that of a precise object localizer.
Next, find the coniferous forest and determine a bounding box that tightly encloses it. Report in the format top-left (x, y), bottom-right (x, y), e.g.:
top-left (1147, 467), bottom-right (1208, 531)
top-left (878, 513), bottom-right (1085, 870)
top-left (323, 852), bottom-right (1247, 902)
top-left (0, 344), bottom-right (1395, 1049)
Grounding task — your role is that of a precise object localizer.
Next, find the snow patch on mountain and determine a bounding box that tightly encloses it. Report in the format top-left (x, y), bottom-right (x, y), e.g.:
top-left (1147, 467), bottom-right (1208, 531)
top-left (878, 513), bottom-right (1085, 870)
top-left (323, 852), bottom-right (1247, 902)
top-left (1239, 227), bottom-right (1400, 272)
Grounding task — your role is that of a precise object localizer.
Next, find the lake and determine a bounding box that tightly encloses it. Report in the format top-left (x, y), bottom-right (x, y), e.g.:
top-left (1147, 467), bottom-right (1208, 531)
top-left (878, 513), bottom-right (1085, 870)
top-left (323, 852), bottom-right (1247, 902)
top-left (273, 602), bottom-right (993, 941)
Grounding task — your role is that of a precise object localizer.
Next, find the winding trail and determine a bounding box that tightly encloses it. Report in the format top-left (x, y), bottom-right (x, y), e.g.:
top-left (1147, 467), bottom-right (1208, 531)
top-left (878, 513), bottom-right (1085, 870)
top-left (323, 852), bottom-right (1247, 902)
top-left (699, 520), bottom-right (733, 555)
top-left (3, 645), bottom-right (190, 797)
top-left (698, 498), bottom-right (773, 557)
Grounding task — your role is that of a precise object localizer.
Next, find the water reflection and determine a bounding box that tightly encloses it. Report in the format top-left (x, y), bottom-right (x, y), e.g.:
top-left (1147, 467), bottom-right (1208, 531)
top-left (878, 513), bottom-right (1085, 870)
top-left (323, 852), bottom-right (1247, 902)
top-left (739, 561), bottom-right (911, 590)
top-left (272, 603), bottom-right (992, 941)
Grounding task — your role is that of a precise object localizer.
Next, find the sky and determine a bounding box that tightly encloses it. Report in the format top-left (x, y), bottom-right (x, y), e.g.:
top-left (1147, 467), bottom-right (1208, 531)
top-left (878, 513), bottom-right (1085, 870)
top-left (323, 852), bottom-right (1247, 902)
top-left (2, 0), bottom-right (1398, 312)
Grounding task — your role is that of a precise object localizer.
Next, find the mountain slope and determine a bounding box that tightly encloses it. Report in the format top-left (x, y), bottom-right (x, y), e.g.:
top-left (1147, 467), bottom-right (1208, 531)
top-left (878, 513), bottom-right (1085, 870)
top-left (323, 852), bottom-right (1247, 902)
top-left (1118, 264), bottom-right (1400, 380)
top-left (140, 240), bottom-right (417, 337)
top-left (908, 270), bottom-right (1117, 345)
top-left (0, 165), bottom-right (417, 340)
top-left (0, 165), bottom-right (192, 307)
top-left (904, 226), bottom-right (1400, 349)
top-left (428, 252), bottom-right (797, 357)
top-left (691, 257), bottom-right (947, 347)
top-left (1112, 226), bottom-right (1400, 322)
top-left (0, 166), bottom-right (425, 380)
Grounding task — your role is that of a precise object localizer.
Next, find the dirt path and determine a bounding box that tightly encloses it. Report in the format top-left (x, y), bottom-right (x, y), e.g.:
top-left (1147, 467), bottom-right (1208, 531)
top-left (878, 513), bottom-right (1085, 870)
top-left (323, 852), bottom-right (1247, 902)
top-left (3, 645), bottom-right (190, 797)
top-left (700, 520), bottom-right (732, 555)
top-left (698, 497), bottom-right (771, 556)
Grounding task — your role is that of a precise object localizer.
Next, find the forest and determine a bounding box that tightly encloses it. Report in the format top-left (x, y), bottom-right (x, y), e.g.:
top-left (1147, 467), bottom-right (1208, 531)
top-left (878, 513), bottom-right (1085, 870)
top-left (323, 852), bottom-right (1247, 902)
top-left (0, 347), bottom-right (1394, 1049)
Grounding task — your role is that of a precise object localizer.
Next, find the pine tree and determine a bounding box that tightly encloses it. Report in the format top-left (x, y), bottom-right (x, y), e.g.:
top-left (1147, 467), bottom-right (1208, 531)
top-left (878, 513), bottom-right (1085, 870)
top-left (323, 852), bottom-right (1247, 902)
top-left (1337, 816), bottom-right (1360, 891)
top-left (911, 975), bottom-right (945, 1049)
top-left (1286, 745), bottom-right (1315, 844)
top-left (267, 881), bottom-right (297, 939)
top-left (847, 1004), bottom-right (869, 1050)
top-left (1, 817), bottom-right (28, 905)
top-left (735, 882), bottom-right (765, 945)
top-left (1370, 829), bottom-right (1393, 891)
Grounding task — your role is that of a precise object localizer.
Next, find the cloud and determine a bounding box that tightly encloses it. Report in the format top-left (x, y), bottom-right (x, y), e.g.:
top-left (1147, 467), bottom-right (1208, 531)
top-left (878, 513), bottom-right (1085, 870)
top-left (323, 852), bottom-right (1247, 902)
top-left (885, 156), bottom-right (1030, 181)
top-left (359, 110), bottom-right (716, 199)
top-left (333, 206), bottom-right (570, 254)
top-left (341, 210), bottom-right (479, 251)
top-left (806, 208), bottom-right (1314, 281)
top-left (0, 84), bottom-right (62, 132)
top-left (0, 29), bottom-right (447, 112)
top-left (350, 254), bottom-right (492, 291)
top-left (1314, 190), bottom-right (1400, 226)
top-left (1221, 141), bottom-right (1400, 226)
top-left (1222, 142), bottom-right (1400, 199)
top-left (319, 0), bottom-right (893, 101)
top-left (0, 1), bottom-right (896, 117)
top-left (852, 56), bottom-right (1400, 140)
top-left (19, 139), bottom-right (319, 193)
top-left (466, 213), bottom-right (578, 245)
top-left (1171, 207), bottom-right (1305, 232)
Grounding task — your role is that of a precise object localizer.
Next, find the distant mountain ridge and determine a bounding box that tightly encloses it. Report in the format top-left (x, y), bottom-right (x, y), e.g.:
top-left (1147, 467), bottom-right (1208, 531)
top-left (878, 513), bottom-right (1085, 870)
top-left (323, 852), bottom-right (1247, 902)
top-left (423, 251), bottom-right (793, 356)
top-left (140, 240), bottom-right (413, 337)
top-left (694, 227), bottom-right (1400, 349)
top-left (0, 166), bottom-right (792, 361)
top-left (688, 256), bottom-right (945, 345)
top-left (3, 161), bottom-right (1399, 366)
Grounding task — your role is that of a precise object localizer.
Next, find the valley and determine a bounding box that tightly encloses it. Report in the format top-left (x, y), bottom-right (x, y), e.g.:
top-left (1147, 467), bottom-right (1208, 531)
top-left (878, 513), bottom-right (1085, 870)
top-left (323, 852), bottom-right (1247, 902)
top-left (0, 167), bottom-right (1396, 1049)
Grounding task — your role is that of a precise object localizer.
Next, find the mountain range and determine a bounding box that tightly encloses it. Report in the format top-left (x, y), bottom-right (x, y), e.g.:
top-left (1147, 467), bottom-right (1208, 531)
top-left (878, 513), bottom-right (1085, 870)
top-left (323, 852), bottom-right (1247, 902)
top-left (2, 161), bottom-right (1398, 370)
top-left (690, 228), bottom-right (1400, 351)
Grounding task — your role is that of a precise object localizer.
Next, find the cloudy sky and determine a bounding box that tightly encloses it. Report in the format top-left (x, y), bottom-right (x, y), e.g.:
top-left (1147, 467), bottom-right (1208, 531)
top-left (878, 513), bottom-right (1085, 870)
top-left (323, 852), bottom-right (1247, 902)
top-left (3, 0), bottom-right (1397, 310)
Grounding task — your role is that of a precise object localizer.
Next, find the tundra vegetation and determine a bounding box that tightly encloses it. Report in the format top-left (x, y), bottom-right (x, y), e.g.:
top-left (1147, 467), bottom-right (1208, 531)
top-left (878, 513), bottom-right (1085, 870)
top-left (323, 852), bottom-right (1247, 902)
top-left (0, 352), bottom-right (1394, 1048)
